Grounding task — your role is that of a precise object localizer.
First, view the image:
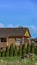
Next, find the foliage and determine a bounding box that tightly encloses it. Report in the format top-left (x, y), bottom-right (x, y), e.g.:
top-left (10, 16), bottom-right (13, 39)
top-left (0, 42), bottom-right (37, 57)
top-left (9, 44), bottom-right (13, 56)
top-left (12, 46), bottom-right (16, 56)
top-left (14, 45), bottom-right (18, 56)
top-left (34, 46), bottom-right (37, 55)
top-left (27, 43), bottom-right (30, 54)
top-left (0, 48), bottom-right (1, 57)
top-left (18, 26), bottom-right (24, 28)
top-left (30, 43), bottom-right (34, 53)
top-left (18, 45), bottom-right (22, 56)
top-left (5, 47), bottom-right (9, 57)
top-left (22, 44), bottom-right (26, 56)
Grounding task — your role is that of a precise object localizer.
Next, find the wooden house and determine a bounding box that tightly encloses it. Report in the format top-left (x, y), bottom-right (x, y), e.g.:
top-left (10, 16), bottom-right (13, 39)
top-left (0, 28), bottom-right (31, 49)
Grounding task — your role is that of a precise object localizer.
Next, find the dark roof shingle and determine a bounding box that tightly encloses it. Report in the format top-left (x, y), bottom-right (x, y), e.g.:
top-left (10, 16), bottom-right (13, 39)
top-left (0, 28), bottom-right (31, 37)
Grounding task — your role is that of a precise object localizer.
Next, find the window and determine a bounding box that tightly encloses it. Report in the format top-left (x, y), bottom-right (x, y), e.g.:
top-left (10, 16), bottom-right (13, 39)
top-left (1, 38), bottom-right (7, 42)
top-left (1, 48), bottom-right (3, 49)
top-left (16, 38), bottom-right (21, 44)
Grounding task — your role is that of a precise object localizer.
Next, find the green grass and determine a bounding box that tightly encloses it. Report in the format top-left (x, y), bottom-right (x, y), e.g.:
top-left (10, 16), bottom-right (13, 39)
top-left (0, 56), bottom-right (37, 65)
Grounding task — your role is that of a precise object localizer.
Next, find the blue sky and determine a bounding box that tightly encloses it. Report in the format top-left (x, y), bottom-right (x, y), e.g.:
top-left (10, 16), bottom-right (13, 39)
top-left (0, 0), bottom-right (37, 38)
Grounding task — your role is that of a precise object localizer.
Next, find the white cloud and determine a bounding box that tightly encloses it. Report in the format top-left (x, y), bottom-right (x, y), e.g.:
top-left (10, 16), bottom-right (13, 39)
top-left (24, 25), bottom-right (37, 32)
top-left (0, 23), bottom-right (4, 28)
top-left (29, 25), bottom-right (37, 33)
top-left (8, 24), bottom-right (20, 28)
top-left (8, 24), bottom-right (14, 28)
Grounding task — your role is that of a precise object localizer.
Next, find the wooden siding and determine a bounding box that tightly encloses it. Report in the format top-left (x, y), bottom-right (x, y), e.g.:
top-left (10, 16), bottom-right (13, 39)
top-left (0, 42), bottom-right (7, 48)
top-left (0, 37), bottom-right (31, 48)
top-left (7, 38), bottom-right (15, 47)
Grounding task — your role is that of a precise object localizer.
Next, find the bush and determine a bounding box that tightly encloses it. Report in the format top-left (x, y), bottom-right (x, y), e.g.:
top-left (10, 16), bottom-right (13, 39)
top-left (5, 47), bottom-right (9, 57)
top-left (13, 46), bottom-right (16, 56)
top-left (9, 46), bottom-right (11, 56)
top-left (4, 50), bottom-right (6, 57)
top-left (17, 45), bottom-right (22, 56)
top-left (14, 45), bottom-right (18, 56)
top-left (2, 50), bottom-right (5, 57)
top-left (9, 45), bottom-right (18, 56)
top-left (9, 44), bottom-right (13, 56)
top-left (0, 49), bottom-right (1, 57)
top-left (0, 48), bottom-right (3, 57)
top-left (30, 42), bottom-right (34, 53)
top-left (27, 43), bottom-right (30, 54)
top-left (34, 46), bottom-right (37, 55)
top-left (22, 44), bottom-right (26, 56)
top-left (1, 51), bottom-right (3, 57)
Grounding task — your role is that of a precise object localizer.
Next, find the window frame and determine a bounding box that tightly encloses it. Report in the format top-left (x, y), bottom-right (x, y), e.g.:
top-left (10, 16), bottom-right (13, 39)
top-left (16, 38), bottom-right (21, 44)
top-left (1, 38), bottom-right (7, 42)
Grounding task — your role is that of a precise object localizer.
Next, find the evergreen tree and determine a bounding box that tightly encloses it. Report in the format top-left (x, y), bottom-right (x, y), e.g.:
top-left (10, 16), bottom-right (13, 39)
top-left (13, 46), bottom-right (15, 56)
top-left (14, 45), bottom-right (17, 56)
top-left (6, 47), bottom-right (9, 57)
top-left (34, 46), bottom-right (37, 55)
top-left (9, 44), bottom-right (13, 56)
top-left (31, 42), bottom-right (34, 54)
top-left (0, 49), bottom-right (1, 57)
top-left (22, 44), bottom-right (26, 56)
top-left (27, 43), bottom-right (30, 54)
top-left (17, 45), bottom-right (22, 56)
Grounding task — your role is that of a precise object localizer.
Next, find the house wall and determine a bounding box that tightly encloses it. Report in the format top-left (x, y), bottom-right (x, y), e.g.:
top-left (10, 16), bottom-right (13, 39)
top-left (0, 37), bottom-right (16, 48)
top-left (0, 37), bottom-right (31, 48)
top-left (7, 37), bottom-right (15, 47)
top-left (22, 37), bottom-right (24, 44)
top-left (0, 37), bottom-right (22, 48)
top-left (7, 37), bottom-right (22, 46)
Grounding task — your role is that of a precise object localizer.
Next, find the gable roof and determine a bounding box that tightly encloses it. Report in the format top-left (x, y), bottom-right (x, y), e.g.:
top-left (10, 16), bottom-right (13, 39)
top-left (0, 28), bottom-right (31, 37)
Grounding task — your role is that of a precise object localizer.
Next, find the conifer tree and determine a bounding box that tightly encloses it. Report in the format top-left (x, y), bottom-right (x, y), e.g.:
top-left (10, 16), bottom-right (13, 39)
top-left (27, 43), bottom-right (30, 54)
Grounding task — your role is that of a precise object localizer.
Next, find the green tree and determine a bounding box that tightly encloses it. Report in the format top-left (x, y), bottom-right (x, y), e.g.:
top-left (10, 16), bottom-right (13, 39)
top-left (0, 49), bottom-right (1, 57)
top-left (6, 47), bottom-right (9, 57)
top-left (27, 43), bottom-right (30, 54)
top-left (22, 44), bottom-right (26, 56)
top-left (18, 26), bottom-right (24, 28)
top-left (18, 45), bottom-right (22, 56)
top-left (34, 46), bottom-right (37, 55)
top-left (13, 46), bottom-right (15, 56)
top-left (31, 42), bottom-right (34, 53)
top-left (2, 50), bottom-right (5, 57)
top-left (14, 45), bottom-right (17, 56)
top-left (9, 44), bottom-right (13, 56)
